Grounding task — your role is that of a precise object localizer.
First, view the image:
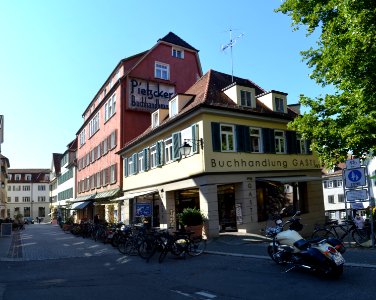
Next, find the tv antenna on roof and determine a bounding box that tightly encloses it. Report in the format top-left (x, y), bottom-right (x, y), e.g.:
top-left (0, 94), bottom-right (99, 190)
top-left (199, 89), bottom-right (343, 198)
top-left (221, 29), bottom-right (244, 83)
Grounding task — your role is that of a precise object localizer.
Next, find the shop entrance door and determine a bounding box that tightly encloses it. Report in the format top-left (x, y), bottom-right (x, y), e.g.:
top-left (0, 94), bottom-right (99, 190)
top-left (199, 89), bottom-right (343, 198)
top-left (218, 184), bottom-right (237, 232)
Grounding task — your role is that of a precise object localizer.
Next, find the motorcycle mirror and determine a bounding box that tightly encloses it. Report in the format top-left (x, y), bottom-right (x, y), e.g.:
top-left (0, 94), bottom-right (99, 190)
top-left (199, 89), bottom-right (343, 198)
top-left (295, 211), bottom-right (301, 216)
top-left (275, 219), bottom-right (283, 225)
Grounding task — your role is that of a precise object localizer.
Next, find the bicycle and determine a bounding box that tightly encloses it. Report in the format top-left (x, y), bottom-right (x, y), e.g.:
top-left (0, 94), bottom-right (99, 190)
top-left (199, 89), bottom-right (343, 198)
top-left (311, 219), bottom-right (373, 247)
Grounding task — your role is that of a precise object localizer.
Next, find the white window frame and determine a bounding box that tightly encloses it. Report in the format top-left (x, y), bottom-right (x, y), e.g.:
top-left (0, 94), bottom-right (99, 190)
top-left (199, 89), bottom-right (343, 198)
top-left (155, 62), bottom-right (170, 80)
top-left (164, 138), bottom-right (173, 164)
top-left (15, 174), bottom-right (21, 181)
top-left (275, 97), bottom-right (284, 112)
top-left (138, 151), bottom-right (145, 173)
top-left (250, 127), bottom-right (262, 153)
top-left (169, 98), bottom-right (178, 118)
top-left (104, 93), bottom-right (116, 122)
top-left (220, 124), bottom-right (235, 152)
top-left (152, 111), bottom-right (159, 128)
top-left (240, 90), bottom-right (252, 107)
top-left (172, 47), bottom-right (184, 59)
top-left (150, 144), bottom-right (157, 169)
top-left (274, 130), bottom-right (286, 154)
top-left (297, 134), bottom-right (307, 154)
top-left (328, 195), bottom-right (335, 204)
top-left (79, 129), bottom-right (86, 147)
top-left (25, 174), bottom-right (32, 181)
top-left (89, 112), bottom-right (100, 138)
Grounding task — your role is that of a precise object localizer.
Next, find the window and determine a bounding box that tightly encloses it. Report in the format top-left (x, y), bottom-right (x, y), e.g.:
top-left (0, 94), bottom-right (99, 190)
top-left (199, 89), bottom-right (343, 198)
top-left (104, 93), bottom-right (116, 122)
top-left (240, 90), bottom-right (252, 107)
top-left (7, 185), bottom-right (11, 191)
top-left (155, 62), bottom-right (169, 80)
top-left (24, 207), bottom-right (30, 217)
top-left (7, 197), bottom-right (11, 202)
top-left (150, 144), bottom-right (157, 169)
top-left (25, 174), bottom-right (32, 181)
top-left (8, 174), bottom-right (12, 180)
top-left (337, 179), bottom-right (343, 187)
top-left (89, 112), bottom-right (100, 137)
top-left (15, 174), bottom-right (21, 181)
top-left (296, 134), bottom-right (307, 154)
top-left (250, 127), bottom-right (261, 153)
top-left (22, 186), bottom-right (30, 191)
top-left (110, 164), bottom-right (117, 183)
top-left (274, 130), bottom-right (286, 153)
top-left (338, 194), bottom-right (345, 203)
top-left (172, 48), bottom-right (184, 59)
top-left (38, 196), bottom-right (46, 202)
top-left (109, 130), bottom-right (117, 149)
top-left (38, 185), bottom-right (46, 191)
top-left (14, 186), bottom-right (21, 191)
top-left (340, 211), bottom-right (346, 219)
top-left (22, 197), bottom-right (31, 202)
top-left (275, 97), bottom-right (284, 112)
top-left (152, 111), bottom-right (159, 128)
top-left (138, 151), bottom-right (145, 172)
top-left (220, 124), bottom-right (235, 151)
top-left (324, 180), bottom-right (334, 188)
top-left (79, 129), bottom-right (86, 147)
top-left (169, 98), bottom-right (178, 118)
top-left (328, 195), bottom-right (335, 204)
top-left (329, 212), bottom-right (336, 220)
top-left (15, 197), bottom-right (19, 202)
top-left (164, 138), bottom-right (173, 164)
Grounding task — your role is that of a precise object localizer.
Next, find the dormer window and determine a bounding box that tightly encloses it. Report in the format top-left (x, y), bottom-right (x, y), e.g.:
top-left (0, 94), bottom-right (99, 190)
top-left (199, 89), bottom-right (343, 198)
top-left (240, 90), bottom-right (252, 107)
top-left (275, 97), bottom-right (284, 112)
top-left (15, 174), bottom-right (21, 181)
top-left (172, 48), bottom-right (184, 59)
top-left (169, 98), bottom-right (178, 118)
top-left (152, 111), bottom-right (159, 128)
top-left (25, 174), bottom-right (32, 181)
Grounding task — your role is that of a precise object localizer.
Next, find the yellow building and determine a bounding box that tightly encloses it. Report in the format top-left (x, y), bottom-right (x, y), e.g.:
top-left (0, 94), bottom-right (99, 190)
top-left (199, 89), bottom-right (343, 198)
top-left (117, 70), bottom-right (325, 237)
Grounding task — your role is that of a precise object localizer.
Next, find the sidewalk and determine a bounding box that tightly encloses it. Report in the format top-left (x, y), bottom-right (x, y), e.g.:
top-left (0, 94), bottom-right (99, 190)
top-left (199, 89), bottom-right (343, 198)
top-left (1, 225), bottom-right (376, 268)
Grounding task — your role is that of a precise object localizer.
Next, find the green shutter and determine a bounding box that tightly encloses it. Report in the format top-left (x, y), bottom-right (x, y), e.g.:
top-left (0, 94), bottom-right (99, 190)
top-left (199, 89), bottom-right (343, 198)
top-left (172, 132), bottom-right (182, 160)
top-left (236, 125), bottom-right (250, 152)
top-left (211, 122), bottom-right (221, 152)
top-left (123, 157), bottom-right (128, 177)
top-left (132, 153), bottom-right (138, 173)
top-left (262, 128), bottom-right (275, 153)
top-left (143, 148), bottom-right (149, 170)
top-left (156, 141), bottom-right (163, 166)
top-left (286, 131), bottom-right (297, 154)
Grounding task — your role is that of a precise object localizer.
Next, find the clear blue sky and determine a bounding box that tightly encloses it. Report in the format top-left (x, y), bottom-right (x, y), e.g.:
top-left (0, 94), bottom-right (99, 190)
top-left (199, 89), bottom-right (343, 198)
top-left (0, 0), bottom-right (327, 169)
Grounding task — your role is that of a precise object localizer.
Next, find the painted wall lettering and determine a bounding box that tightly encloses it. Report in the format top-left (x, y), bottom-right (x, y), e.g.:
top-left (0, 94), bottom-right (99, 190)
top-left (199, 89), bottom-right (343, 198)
top-left (129, 78), bottom-right (174, 111)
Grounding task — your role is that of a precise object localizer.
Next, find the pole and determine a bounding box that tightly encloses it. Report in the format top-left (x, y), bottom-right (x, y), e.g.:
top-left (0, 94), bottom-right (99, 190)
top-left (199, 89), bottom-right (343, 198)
top-left (365, 163), bottom-right (375, 248)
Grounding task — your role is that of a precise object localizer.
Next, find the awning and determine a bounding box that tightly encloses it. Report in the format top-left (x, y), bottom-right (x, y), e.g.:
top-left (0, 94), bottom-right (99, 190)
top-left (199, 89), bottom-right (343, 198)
top-left (256, 176), bottom-right (323, 183)
top-left (71, 201), bottom-right (92, 210)
top-left (122, 189), bottom-right (159, 200)
top-left (74, 194), bottom-right (96, 202)
top-left (94, 188), bottom-right (120, 200)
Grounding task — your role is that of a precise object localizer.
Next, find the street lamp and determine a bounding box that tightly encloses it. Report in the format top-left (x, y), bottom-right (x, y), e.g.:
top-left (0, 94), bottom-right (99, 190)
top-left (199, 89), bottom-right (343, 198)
top-left (179, 138), bottom-right (204, 158)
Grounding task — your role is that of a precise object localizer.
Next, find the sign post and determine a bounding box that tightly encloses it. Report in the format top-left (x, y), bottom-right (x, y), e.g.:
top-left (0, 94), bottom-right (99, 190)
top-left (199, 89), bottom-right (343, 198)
top-left (343, 158), bottom-right (374, 248)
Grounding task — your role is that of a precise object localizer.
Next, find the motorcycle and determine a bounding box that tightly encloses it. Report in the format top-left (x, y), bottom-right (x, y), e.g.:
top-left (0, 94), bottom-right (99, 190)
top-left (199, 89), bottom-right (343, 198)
top-left (265, 210), bottom-right (346, 278)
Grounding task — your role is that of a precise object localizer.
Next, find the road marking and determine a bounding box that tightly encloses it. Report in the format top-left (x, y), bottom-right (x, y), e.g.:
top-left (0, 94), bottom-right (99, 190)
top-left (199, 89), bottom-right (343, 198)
top-left (195, 291), bottom-right (217, 298)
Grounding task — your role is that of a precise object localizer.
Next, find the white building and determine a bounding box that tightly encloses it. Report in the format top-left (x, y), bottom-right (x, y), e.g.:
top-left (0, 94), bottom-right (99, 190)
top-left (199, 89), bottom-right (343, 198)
top-left (50, 139), bottom-right (77, 222)
top-left (7, 169), bottom-right (50, 222)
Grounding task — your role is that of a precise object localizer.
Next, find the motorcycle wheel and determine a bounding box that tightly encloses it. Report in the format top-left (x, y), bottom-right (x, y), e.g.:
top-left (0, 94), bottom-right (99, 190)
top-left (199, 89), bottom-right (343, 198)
top-left (267, 245), bottom-right (284, 264)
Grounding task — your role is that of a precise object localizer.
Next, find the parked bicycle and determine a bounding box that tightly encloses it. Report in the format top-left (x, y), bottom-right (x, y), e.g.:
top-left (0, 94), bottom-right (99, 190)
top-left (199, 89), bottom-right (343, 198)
top-left (311, 219), bottom-right (373, 247)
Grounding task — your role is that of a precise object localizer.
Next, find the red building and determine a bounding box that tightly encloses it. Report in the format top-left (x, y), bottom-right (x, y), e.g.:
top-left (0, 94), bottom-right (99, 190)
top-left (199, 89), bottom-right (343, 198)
top-left (74, 32), bottom-right (202, 222)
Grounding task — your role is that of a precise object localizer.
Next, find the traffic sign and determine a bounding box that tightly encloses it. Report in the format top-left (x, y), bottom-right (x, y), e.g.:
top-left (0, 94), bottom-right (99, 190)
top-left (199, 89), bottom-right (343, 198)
top-left (346, 189), bottom-right (368, 202)
top-left (344, 167), bottom-right (366, 188)
top-left (345, 158), bottom-right (361, 169)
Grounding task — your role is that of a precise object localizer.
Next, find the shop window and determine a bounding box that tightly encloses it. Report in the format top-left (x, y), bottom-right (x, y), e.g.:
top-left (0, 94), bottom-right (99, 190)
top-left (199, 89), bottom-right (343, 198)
top-left (256, 180), bottom-right (308, 222)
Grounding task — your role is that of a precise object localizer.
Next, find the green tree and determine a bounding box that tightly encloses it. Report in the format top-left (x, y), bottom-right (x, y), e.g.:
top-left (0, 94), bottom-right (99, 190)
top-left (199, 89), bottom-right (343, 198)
top-left (276, 0), bottom-right (376, 166)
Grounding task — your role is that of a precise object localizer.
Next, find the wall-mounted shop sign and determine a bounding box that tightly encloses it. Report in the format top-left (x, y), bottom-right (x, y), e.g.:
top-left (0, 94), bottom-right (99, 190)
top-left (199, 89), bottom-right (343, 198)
top-left (129, 78), bottom-right (175, 111)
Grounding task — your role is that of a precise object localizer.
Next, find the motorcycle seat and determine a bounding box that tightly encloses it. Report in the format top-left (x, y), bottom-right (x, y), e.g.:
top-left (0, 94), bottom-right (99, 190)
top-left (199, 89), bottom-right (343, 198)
top-left (293, 239), bottom-right (310, 250)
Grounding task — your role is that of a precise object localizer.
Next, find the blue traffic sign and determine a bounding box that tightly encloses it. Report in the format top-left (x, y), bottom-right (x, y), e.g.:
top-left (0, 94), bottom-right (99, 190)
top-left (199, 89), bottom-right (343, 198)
top-left (344, 167), bottom-right (366, 188)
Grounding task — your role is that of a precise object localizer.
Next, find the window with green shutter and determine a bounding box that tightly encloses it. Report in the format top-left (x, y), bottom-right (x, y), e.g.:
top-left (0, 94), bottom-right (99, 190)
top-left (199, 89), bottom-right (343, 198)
top-left (172, 132), bottom-right (182, 161)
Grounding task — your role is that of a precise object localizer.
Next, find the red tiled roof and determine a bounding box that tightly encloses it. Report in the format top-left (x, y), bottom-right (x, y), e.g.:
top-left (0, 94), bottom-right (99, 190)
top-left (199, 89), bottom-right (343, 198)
top-left (118, 69), bottom-right (298, 153)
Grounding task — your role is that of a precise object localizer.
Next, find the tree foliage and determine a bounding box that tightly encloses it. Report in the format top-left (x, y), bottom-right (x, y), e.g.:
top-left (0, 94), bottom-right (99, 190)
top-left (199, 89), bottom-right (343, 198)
top-left (276, 0), bottom-right (376, 166)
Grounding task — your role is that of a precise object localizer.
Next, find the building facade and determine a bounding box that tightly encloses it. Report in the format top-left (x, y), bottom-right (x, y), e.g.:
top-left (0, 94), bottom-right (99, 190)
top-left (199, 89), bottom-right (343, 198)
top-left (7, 169), bottom-right (50, 222)
top-left (74, 32), bottom-right (202, 223)
top-left (118, 70), bottom-right (325, 237)
top-left (0, 154), bottom-right (10, 219)
top-left (50, 139), bottom-right (77, 222)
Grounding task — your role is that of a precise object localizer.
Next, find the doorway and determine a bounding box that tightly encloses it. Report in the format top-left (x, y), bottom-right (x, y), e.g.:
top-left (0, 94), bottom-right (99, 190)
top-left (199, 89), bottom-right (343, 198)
top-left (218, 184), bottom-right (237, 232)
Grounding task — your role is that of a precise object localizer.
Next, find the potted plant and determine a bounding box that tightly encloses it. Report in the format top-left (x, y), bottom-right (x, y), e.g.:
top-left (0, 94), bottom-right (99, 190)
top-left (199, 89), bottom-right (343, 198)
top-left (178, 207), bottom-right (206, 238)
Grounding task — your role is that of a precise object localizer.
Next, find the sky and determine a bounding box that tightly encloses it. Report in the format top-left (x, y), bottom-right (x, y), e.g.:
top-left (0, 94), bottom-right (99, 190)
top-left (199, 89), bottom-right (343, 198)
top-left (0, 0), bottom-right (329, 169)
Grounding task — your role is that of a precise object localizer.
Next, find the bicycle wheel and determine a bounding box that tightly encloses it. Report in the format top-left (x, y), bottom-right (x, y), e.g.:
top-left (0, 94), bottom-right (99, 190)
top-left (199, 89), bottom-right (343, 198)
top-left (311, 229), bottom-right (335, 240)
top-left (171, 238), bottom-right (188, 256)
top-left (158, 246), bottom-right (169, 263)
top-left (138, 238), bottom-right (156, 259)
top-left (352, 228), bottom-right (370, 246)
top-left (187, 238), bottom-right (206, 256)
top-left (118, 241), bottom-right (127, 254)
